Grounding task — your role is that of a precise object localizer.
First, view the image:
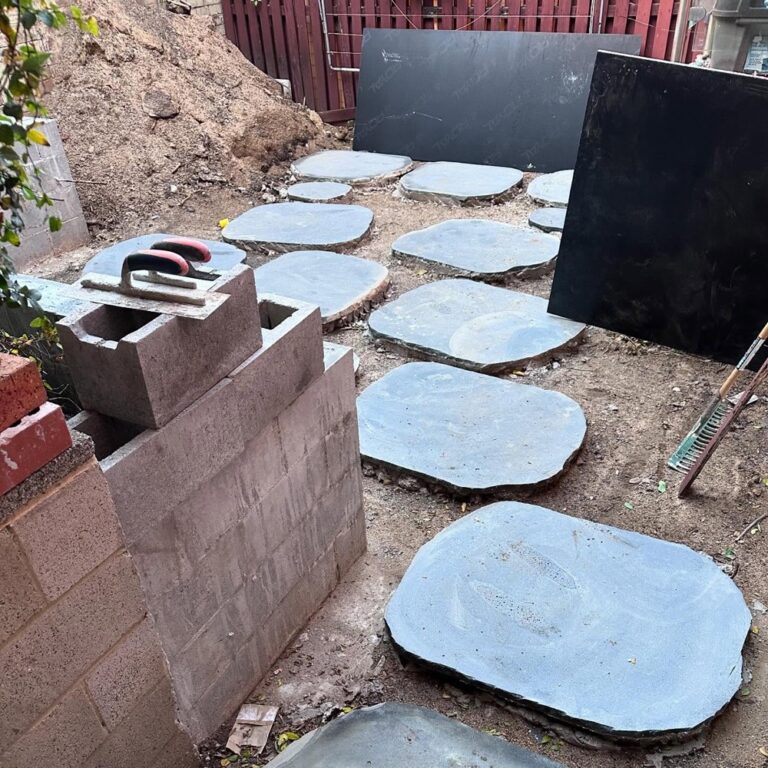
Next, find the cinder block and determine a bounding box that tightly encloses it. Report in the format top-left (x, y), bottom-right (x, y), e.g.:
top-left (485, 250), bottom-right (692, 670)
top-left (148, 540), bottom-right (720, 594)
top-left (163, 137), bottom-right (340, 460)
top-left (228, 295), bottom-right (324, 442)
top-left (86, 619), bottom-right (168, 729)
top-left (237, 420), bottom-right (287, 504)
top-left (58, 265), bottom-right (262, 429)
top-left (127, 510), bottom-right (189, 600)
top-left (11, 460), bottom-right (123, 600)
top-left (257, 460), bottom-right (316, 553)
top-left (0, 685), bottom-right (106, 768)
top-left (322, 410), bottom-right (359, 489)
top-left (0, 553), bottom-right (146, 746)
top-left (98, 379), bottom-right (244, 545)
top-left (313, 468), bottom-right (364, 550)
top-left (240, 506), bottom-right (268, 572)
top-left (83, 678), bottom-right (195, 768)
top-left (276, 375), bottom-right (330, 468)
top-left (171, 604), bottom-right (240, 713)
top-left (186, 642), bottom-right (256, 743)
top-left (333, 509), bottom-right (367, 579)
top-left (321, 345), bottom-right (357, 426)
top-left (245, 531), bottom-right (306, 619)
top-left (0, 528), bottom-right (47, 645)
top-left (0, 402), bottom-right (73, 495)
top-left (149, 523), bottom-right (247, 659)
top-left (0, 354), bottom-right (46, 432)
top-left (174, 456), bottom-right (254, 567)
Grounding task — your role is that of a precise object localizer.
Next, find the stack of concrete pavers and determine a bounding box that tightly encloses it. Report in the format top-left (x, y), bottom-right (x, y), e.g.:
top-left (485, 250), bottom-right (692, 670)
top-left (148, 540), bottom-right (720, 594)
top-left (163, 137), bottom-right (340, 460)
top-left (0, 363), bottom-right (197, 767)
top-left (59, 265), bottom-right (366, 741)
top-left (0, 355), bottom-right (72, 494)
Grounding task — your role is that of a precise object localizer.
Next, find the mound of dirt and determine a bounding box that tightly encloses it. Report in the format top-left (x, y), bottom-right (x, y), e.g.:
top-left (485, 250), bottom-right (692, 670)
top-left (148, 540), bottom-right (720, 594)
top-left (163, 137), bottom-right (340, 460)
top-left (45, 0), bottom-right (333, 233)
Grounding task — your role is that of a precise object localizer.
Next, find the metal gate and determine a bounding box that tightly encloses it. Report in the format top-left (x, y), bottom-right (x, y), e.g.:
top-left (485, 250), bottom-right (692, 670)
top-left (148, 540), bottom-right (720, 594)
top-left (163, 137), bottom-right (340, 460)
top-left (222, 0), bottom-right (705, 120)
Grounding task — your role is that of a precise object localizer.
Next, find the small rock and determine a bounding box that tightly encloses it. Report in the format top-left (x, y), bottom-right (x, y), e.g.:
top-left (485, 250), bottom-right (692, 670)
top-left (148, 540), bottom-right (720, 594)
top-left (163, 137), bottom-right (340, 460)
top-left (607, 404), bottom-right (619, 412)
top-left (169, 184), bottom-right (178, 194)
top-left (142, 89), bottom-right (179, 119)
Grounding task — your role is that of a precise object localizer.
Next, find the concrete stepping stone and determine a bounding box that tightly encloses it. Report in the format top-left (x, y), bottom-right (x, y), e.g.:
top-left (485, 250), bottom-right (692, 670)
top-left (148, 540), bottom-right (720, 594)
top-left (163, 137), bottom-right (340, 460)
top-left (291, 150), bottom-right (413, 183)
top-left (357, 362), bottom-right (585, 493)
top-left (254, 250), bottom-right (389, 327)
top-left (368, 279), bottom-right (584, 372)
top-left (267, 702), bottom-right (564, 767)
top-left (399, 161), bottom-right (523, 204)
top-left (82, 233), bottom-right (245, 277)
top-left (527, 170), bottom-right (573, 207)
top-left (386, 501), bottom-right (751, 743)
top-left (287, 181), bottom-right (351, 202)
top-left (392, 219), bottom-right (559, 279)
top-left (529, 207), bottom-right (567, 233)
top-left (323, 341), bottom-right (361, 375)
top-left (222, 203), bottom-right (374, 253)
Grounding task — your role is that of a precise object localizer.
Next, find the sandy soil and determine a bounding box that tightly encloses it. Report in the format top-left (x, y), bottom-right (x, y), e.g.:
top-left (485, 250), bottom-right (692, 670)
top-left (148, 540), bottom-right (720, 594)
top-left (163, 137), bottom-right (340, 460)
top-left (27, 161), bottom-right (768, 768)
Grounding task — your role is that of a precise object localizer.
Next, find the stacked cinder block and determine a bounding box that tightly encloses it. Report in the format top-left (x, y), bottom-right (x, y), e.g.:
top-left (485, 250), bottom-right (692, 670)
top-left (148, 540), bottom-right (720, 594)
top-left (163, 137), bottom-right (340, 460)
top-left (61, 270), bottom-right (366, 742)
top-left (0, 373), bottom-right (196, 767)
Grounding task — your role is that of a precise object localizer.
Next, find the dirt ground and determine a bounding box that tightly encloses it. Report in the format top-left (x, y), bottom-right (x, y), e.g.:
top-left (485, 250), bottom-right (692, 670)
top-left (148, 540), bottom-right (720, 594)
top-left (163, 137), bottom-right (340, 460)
top-left (27, 157), bottom-right (768, 768)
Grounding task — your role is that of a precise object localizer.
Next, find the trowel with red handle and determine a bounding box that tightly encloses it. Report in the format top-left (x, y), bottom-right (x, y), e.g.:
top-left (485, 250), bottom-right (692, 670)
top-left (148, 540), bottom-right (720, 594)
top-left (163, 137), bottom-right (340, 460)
top-left (149, 237), bottom-right (220, 281)
top-left (70, 248), bottom-right (229, 320)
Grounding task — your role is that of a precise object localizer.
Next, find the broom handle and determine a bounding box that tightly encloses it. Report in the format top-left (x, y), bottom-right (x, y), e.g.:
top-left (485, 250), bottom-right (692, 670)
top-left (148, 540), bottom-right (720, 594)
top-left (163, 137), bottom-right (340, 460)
top-left (718, 320), bottom-right (768, 397)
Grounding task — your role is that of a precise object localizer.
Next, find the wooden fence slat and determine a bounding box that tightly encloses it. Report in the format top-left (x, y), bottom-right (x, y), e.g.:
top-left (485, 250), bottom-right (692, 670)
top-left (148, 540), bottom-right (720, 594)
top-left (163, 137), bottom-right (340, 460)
top-left (540, 0), bottom-right (555, 32)
top-left (612, 0), bottom-right (630, 32)
top-left (306, 0), bottom-right (331, 112)
top-left (243, 0), bottom-right (267, 72)
top-left (649, 0), bottom-right (674, 57)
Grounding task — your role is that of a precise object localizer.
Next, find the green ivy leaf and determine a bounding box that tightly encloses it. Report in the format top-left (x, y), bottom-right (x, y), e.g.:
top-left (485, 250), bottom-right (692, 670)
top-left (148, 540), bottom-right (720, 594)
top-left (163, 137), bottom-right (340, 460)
top-left (48, 216), bottom-right (62, 232)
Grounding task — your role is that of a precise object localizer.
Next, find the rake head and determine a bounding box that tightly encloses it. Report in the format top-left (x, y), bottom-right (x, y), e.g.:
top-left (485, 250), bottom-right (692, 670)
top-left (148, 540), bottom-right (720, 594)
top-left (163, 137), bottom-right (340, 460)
top-left (667, 399), bottom-right (734, 473)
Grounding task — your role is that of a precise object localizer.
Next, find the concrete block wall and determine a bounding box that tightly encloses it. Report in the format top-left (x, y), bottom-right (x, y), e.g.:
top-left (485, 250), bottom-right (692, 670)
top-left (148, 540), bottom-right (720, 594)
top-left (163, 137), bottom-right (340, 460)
top-left (10, 119), bottom-right (89, 271)
top-left (0, 450), bottom-right (196, 768)
top-left (70, 294), bottom-right (366, 742)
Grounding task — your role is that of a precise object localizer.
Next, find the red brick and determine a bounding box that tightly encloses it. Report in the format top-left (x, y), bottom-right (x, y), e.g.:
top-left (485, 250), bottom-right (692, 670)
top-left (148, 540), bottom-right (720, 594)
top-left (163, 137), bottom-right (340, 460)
top-left (0, 402), bottom-right (72, 495)
top-left (0, 354), bottom-right (46, 433)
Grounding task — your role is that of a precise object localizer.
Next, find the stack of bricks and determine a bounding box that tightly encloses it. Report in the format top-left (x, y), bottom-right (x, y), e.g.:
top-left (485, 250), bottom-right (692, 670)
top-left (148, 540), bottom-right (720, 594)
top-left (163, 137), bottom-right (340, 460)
top-left (0, 361), bottom-right (196, 767)
top-left (59, 267), bottom-right (366, 742)
top-left (1, 355), bottom-right (72, 495)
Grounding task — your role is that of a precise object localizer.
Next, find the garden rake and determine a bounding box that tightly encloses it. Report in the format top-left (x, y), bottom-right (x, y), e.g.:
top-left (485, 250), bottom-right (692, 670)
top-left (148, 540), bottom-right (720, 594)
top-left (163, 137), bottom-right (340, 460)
top-left (668, 319), bottom-right (768, 477)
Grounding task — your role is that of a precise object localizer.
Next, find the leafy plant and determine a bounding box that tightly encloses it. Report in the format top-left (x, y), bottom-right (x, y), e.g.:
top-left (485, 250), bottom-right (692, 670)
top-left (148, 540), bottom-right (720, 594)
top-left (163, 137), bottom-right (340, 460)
top-left (0, 0), bottom-right (97, 317)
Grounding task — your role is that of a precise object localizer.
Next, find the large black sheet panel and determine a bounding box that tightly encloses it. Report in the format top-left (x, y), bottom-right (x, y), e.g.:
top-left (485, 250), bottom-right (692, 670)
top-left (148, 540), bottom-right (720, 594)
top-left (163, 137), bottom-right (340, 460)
top-left (548, 52), bottom-right (768, 367)
top-left (353, 30), bottom-right (640, 172)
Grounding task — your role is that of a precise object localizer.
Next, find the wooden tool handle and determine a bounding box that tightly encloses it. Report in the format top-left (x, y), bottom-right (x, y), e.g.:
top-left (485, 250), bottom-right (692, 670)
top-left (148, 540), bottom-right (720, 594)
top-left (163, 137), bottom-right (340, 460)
top-left (719, 368), bottom-right (740, 397)
top-left (151, 237), bottom-right (211, 263)
top-left (759, 321), bottom-right (768, 340)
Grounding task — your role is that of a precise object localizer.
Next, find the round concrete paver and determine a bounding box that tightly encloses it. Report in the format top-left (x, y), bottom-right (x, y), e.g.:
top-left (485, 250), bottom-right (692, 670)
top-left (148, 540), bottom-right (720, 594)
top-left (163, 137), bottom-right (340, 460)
top-left (82, 233), bottom-right (246, 277)
top-left (268, 703), bottom-right (565, 768)
top-left (254, 250), bottom-right (389, 326)
top-left (399, 161), bottom-right (523, 204)
top-left (526, 170), bottom-right (573, 207)
top-left (286, 181), bottom-right (351, 202)
top-left (528, 207), bottom-right (567, 233)
top-left (291, 150), bottom-right (413, 183)
top-left (357, 361), bottom-right (586, 493)
top-left (386, 501), bottom-right (751, 742)
top-left (392, 219), bottom-right (559, 279)
top-left (369, 279), bottom-right (584, 372)
top-left (222, 202), bottom-right (374, 253)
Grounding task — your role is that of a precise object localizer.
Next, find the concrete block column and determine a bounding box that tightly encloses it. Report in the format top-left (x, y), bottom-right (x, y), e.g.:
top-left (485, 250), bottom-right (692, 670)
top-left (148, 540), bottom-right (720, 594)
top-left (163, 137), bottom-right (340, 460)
top-left (0, 432), bottom-right (196, 768)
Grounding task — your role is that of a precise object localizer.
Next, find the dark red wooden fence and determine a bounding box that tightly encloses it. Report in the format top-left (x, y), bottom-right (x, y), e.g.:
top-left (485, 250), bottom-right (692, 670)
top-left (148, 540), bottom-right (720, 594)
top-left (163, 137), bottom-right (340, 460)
top-left (222, 0), bottom-right (706, 121)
